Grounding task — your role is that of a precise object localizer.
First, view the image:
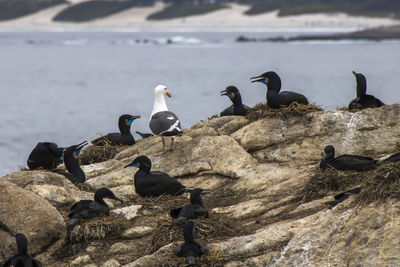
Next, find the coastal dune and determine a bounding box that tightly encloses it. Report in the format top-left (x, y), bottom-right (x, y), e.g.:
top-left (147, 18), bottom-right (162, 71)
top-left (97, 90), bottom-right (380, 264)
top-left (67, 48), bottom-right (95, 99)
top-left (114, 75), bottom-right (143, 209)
top-left (0, 3), bottom-right (398, 30)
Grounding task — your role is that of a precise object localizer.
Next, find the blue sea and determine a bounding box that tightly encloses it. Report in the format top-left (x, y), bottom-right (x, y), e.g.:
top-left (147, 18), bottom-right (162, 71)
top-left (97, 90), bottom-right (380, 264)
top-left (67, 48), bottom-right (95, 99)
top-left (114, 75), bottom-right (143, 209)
top-left (1, 29), bottom-right (399, 176)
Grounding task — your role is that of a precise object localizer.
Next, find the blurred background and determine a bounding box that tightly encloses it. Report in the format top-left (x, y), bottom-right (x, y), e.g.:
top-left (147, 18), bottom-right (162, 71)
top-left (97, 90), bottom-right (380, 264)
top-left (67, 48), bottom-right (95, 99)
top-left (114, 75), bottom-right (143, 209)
top-left (1, 0), bottom-right (400, 176)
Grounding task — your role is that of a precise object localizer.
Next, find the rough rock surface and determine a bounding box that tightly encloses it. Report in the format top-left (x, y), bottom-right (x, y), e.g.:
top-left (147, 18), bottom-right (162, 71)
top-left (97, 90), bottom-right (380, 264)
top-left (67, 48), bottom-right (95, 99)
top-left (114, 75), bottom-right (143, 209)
top-left (0, 180), bottom-right (66, 258)
top-left (2, 104), bottom-right (400, 266)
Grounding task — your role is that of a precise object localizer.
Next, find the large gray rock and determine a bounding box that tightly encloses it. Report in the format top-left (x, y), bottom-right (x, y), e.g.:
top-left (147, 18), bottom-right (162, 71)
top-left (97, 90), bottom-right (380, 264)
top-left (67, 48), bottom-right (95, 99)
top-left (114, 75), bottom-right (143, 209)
top-left (233, 104), bottom-right (400, 163)
top-left (3, 105), bottom-right (400, 266)
top-left (2, 170), bottom-right (93, 207)
top-left (0, 180), bottom-right (66, 258)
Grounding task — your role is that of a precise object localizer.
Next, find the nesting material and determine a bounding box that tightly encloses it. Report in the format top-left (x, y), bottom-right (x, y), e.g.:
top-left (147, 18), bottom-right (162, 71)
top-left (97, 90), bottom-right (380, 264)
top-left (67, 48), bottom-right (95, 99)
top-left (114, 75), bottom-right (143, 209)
top-left (246, 102), bottom-right (323, 121)
top-left (69, 214), bottom-right (130, 243)
top-left (80, 144), bottom-right (128, 165)
top-left (146, 218), bottom-right (237, 255)
top-left (157, 249), bottom-right (225, 267)
top-left (303, 162), bottom-right (400, 204)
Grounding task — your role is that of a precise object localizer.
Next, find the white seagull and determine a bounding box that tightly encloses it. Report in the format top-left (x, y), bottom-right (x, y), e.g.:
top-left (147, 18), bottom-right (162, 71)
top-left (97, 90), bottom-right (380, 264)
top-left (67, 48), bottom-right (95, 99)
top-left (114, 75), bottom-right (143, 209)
top-left (149, 85), bottom-right (182, 155)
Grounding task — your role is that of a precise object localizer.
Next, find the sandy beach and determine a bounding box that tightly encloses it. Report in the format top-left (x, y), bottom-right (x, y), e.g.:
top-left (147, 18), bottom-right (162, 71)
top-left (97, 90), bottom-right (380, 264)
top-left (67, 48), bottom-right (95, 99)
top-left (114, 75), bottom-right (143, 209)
top-left (0, 3), bottom-right (398, 31)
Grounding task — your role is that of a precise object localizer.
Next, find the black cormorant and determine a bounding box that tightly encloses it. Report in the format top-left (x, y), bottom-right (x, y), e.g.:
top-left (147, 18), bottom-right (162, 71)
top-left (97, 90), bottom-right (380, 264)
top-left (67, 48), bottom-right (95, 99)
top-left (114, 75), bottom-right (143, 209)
top-left (67, 187), bottom-right (123, 226)
top-left (1, 233), bottom-right (42, 267)
top-left (220, 86), bottom-right (250, 116)
top-left (170, 188), bottom-right (209, 225)
top-left (174, 222), bottom-right (209, 264)
top-left (251, 71), bottom-right (309, 108)
top-left (135, 131), bottom-right (154, 139)
top-left (26, 142), bottom-right (64, 170)
top-left (92, 114), bottom-right (141, 146)
top-left (62, 141), bottom-right (88, 183)
top-left (348, 71), bottom-right (385, 110)
top-left (325, 186), bottom-right (362, 208)
top-left (124, 155), bottom-right (185, 197)
top-left (320, 145), bottom-right (377, 171)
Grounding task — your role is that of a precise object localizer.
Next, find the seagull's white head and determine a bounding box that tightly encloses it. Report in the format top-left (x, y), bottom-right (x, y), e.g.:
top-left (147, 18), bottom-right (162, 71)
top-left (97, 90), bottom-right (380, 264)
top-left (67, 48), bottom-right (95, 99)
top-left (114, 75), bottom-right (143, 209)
top-left (155, 84), bottom-right (171, 98)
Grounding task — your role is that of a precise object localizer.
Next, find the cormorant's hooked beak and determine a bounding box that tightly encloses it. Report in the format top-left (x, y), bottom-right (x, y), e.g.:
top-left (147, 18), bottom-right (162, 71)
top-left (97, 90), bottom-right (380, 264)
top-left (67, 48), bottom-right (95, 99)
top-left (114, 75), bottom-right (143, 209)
top-left (250, 75), bottom-right (267, 84)
top-left (220, 90), bottom-right (234, 99)
top-left (128, 115), bottom-right (141, 125)
top-left (165, 91), bottom-right (172, 98)
top-left (75, 141), bottom-right (88, 156)
top-left (124, 162), bottom-right (139, 168)
top-left (76, 141), bottom-right (88, 150)
top-left (250, 75), bottom-right (266, 83)
top-left (352, 71), bottom-right (357, 77)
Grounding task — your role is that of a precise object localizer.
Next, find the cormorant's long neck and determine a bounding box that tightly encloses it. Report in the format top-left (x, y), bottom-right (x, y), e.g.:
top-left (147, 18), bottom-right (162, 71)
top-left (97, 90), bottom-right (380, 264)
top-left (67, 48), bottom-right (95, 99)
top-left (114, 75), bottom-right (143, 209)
top-left (267, 77), bottom-right (281, 93)
top-left (65, 156), bottom-right (85, 182)
top-left (16, 235), bottom-right (28, 254)
top-left (190, 194), bottom-right (203, 207)
top-left (232, 94), bottom-right (244, 107)
top-left (183, 228), bottom-right (195, 243)
top-left (71, 168), bottom-right (86, 182)
top-left (94, 195), bottom-right (108, 206)
top-left (118, 120), bottom-right (132, 136)
top-left (151, 93), bottom-right (168, 117)
top-left (356, 80), bottom-right (367, 98)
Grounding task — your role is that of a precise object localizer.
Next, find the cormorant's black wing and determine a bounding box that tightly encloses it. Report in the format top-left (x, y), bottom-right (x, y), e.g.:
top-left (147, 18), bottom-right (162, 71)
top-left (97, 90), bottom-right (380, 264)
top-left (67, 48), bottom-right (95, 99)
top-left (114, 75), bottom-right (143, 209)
top-left (220, 105), bottom-right (234, 117)
top-left (279, 91), bottom-right (309, 106)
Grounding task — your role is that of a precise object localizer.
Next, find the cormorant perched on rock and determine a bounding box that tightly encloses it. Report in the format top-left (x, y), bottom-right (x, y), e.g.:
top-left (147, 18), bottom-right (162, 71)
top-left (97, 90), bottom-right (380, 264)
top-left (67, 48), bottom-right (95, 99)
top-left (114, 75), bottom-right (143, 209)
top-left (67, 187), bottom-right (123, 227)
top-left (149, 85), bottom-right (182, 155)
top-left (250, 71), bottom-right (309, 108)
top-left (124, 155), bottom-right (185, 197)
top-left (1, 233), bottom-right (42, 267)
top-left (174, 222), bottom-right (209, 265)
top-left (348, 71), bottom-right (385, 110)
top-left (320, 145), bottom-right (377, 171)
top-left (26, 142), bottom-right (64, 170)
top-left (62, 141), bottom-right (88, 183)
top-left (135, 131), bottom-right (154, 139)
top-left (92, 114), bottom-right (141, 146)
top-left (325, 186), bottom-right (362, 208)
top-left (220, 86), bottom-right (250, 116)
top-left (170, 188), bottom-right (209, 225)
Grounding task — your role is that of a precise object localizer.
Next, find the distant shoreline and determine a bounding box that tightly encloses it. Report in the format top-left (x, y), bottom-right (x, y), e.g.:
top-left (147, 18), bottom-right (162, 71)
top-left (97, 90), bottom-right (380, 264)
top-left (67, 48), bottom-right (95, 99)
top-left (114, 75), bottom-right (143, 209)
top-left (237, 25), bottom-right (400, 42)
top-left (0, 3), bottom-right (398, 31)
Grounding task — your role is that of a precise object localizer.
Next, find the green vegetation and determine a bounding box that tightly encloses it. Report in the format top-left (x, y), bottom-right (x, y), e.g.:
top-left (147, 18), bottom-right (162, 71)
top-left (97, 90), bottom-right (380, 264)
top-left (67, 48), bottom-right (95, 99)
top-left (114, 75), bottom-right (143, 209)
top-left (1, 0), bottom-right (399, 22)
top-left (53, 0), bottom-right (153, 22)
top-left (147, 3), bottom-right (228, 20)
top-left (0, 0), bottom-right (66, 21)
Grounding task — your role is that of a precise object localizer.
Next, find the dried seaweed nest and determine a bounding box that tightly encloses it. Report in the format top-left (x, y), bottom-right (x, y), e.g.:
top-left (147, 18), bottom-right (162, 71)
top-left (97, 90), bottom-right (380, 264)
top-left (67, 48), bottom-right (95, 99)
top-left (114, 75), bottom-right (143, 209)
top-left (157, 249), bottom-right (225, 267)
top-left (246, 102), bottom-right (323, 121)
top-left (303, 162), bottom-right (400, 204)
top-left (69, 214), bottom-right (130, 243)
top-left (128, 194), bottom-right (189, 215)
top-left (80, 144), bottom-right (129, 165)
top-left (146, 218), bottom-right (237, 255)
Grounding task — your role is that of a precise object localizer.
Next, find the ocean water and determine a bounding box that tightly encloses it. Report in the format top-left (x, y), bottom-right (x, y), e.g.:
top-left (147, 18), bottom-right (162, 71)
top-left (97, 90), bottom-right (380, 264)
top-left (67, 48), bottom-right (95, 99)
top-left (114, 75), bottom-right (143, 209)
top-left (1, 30), bottom-right (399, 176)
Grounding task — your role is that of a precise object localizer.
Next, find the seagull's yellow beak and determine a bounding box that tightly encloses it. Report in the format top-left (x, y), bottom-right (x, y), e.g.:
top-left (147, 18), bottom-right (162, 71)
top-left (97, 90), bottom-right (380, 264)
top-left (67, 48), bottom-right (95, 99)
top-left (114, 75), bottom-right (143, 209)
top-left (166, 91), bottom-right (172, 98)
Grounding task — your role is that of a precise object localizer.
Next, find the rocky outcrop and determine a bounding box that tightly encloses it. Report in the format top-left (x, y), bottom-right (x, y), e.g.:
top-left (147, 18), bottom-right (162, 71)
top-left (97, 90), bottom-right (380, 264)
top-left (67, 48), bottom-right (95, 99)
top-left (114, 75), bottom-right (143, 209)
top-left (1, 104), bottom-right (400, 266)
top-left (0, 180), bottom-right (66, 259)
